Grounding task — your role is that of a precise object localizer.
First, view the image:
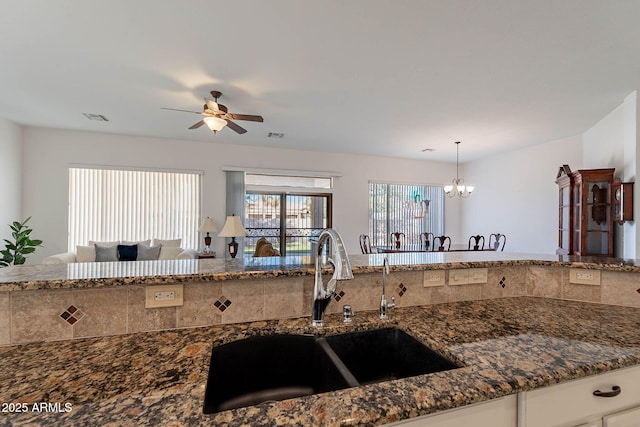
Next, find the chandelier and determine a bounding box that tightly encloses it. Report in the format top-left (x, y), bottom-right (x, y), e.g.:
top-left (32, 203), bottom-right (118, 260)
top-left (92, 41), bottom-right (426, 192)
top-left (444, 141), bottom-right (474, 198)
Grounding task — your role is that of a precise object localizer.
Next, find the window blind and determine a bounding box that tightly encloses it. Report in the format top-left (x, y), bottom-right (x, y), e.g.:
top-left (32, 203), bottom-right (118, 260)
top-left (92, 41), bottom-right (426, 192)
top-left (369, 182), bottom-right (444, 247)
top-left (68, 168), bottom-right (201, 250)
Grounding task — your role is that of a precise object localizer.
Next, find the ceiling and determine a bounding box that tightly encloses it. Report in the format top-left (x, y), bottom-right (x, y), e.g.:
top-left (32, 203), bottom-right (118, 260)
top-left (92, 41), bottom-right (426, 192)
top-left (2, 1), bottom-right (640, 163)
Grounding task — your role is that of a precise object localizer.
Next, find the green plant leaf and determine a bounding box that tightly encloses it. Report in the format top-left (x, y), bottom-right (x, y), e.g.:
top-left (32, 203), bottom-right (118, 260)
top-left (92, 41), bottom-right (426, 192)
top-left (0, 217), bottom-right (42, 268)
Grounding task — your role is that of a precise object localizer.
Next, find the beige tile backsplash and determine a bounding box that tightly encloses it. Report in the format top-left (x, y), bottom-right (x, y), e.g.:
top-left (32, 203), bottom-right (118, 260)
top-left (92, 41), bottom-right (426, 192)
top-left (0, 292), bottom-right (10, 345)
top-left (3, 265), bottom-right (640, 345)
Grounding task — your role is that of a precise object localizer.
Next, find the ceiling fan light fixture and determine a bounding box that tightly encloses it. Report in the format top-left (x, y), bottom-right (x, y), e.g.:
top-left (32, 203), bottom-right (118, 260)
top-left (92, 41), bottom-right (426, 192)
top-left (203, 116), bottom-right (227, 132)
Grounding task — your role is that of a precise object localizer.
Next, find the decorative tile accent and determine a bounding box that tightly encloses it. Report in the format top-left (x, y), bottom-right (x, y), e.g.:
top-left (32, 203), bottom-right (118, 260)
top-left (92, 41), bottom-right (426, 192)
top-left (398, 283), bottom-right (407, 297)
top-left (213, 296), bottom-right (232, 312)
top-left (59, 305), bottom-right (85, 325)
top-left (500, 277), bottom-right (507, 289)
top-left (333, 290), bottom-right (346, 302)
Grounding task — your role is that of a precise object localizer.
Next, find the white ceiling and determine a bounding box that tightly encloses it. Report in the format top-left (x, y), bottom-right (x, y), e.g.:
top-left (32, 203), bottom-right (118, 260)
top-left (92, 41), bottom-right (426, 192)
top-left (2, 0), bottom-right (640, 162)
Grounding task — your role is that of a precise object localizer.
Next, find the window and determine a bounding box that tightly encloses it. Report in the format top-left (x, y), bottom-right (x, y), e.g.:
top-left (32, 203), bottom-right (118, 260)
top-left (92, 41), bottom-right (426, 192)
top-left (369, 182), bottom-right (444, 247)
top-left (68, 167), bottom-right (201, 250)
top-left (244, 192), bottom-right (332, 256)
top-left (245, 173), bottom-right (332, 189)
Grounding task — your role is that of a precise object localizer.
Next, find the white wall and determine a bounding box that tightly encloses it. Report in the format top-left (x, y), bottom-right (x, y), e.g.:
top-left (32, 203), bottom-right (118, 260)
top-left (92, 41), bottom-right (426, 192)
top-left (583, 103), bottom-right (625, 169)
top-left (0, 118), bottom-right (22, 246)
top-left (461, 135), bottom-right (583, 254)
top-left (22, 127), bottom-right (458, 262)
top-left (582, 91), bottom-right (638, 258)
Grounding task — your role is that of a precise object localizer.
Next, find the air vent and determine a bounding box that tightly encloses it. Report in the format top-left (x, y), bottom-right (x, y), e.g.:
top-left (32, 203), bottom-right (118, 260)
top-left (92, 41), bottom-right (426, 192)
top-left (268, 132), bottom-right (284, 138)
top-left (82, 113), bottom-right (109, 122)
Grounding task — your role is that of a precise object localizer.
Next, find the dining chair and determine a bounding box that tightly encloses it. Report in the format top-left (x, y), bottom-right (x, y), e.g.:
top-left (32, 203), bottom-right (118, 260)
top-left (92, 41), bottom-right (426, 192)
top-left (468, 235), bottom-right (485, 251)
top-left (359, 234), bottom-right (374, 254)
top-left (489, 233), bottom-right (506, 251)
top-left (390, 232), bottom-right (406, 250)
top-left (419, 232), bottom-right (434, 251)
top-left (432, 235), bottom-right (451, 251)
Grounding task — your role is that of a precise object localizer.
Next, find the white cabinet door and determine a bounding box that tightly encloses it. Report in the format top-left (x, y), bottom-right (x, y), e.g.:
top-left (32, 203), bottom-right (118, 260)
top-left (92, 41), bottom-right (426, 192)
top-left (602, 405), bottom-right (640, 427)
top-left (385, 395), bottom-right (517, 427)
top-left (521, 365), bottom-right (640, 427)
top-left (575, 422), bottom-right (602, 427)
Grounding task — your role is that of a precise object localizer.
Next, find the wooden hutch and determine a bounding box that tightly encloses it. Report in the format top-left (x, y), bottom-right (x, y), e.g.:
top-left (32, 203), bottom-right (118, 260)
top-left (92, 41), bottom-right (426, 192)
top-left (555, 166), bottom-right (615, 256)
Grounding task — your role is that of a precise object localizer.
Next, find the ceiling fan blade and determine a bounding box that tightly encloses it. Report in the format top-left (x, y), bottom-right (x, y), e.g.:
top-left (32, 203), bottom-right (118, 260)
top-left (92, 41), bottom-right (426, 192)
top-left (225, 119), bottom-right (247, 134)
top-left (227, 113), bottom-right (264, 122)
top-left (205, 98), bottom-right (221, 113)
top-left (161, 107), bottom-right (203, 115)
top-left (189, 120), bottom-right (206, 129)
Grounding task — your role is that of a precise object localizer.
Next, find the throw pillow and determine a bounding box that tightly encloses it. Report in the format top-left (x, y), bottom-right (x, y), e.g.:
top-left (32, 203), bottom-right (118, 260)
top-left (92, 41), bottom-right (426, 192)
top-left (153, 238), bottom-right (181, 247)
top-left (158, 246), bottom-right (182, 260)
top-left (137, 243), bottom-right (162, 261)
top-left (94, 243), bottom-right (118, 262)
top-left (117, 244), bottom-right (138, 261)
top-left (76, 245), bottom-right (96, 262)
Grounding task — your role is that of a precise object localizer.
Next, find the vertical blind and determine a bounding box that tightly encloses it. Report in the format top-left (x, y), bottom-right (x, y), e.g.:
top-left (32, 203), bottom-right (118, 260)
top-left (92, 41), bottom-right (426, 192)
top-left (369, 182), bottom-right (444, 247)
top-left (68, 167), bottom-right (201, 250)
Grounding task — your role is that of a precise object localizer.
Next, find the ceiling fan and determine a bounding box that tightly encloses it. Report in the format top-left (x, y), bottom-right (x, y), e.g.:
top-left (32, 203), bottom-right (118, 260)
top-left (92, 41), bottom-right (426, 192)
top-left (162, 90), bottom-right (264, 134)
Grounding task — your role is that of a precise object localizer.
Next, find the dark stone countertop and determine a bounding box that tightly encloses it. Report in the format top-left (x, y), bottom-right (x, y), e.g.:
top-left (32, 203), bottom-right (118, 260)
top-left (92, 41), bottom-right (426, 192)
top-left (1, 252), bottom-right (639, 291)
top-left (1, 297), bottom-right (640, 426)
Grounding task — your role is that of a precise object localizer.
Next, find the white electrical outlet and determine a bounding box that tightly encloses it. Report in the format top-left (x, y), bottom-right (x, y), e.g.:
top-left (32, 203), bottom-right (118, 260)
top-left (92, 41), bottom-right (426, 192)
top-left (146, 284), bottom-right (184, 308)
top-left (448, 269), bottom-right (469, 285)
top-left (468, 268), bottom-right (488, 284)
top-left (154, 291), bottom-right (175, 301)
top-left (423, 271), bottom-right (445, 287)
top-left (448, 268), bottom-right (488, 285)
top-left (569, 268), bottom-right (601, 285)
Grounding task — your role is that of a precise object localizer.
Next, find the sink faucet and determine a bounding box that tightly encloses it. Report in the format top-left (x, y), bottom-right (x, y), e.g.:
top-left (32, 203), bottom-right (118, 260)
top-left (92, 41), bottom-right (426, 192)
top-left (312, 229), bottom-right (354, 327)
top-left (380, 256), bottom-right (395, 320)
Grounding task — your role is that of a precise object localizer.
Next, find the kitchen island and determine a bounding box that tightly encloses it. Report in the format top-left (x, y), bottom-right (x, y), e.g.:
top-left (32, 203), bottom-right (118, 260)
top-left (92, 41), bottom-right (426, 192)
top-left (2, 252), bottom-right (640, 426)
top-left (1, 297), bottom-right (640, 426)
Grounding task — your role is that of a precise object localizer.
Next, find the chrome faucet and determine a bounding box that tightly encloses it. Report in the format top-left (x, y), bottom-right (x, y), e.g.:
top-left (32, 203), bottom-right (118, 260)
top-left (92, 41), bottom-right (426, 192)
top-left (312, 229), bottom-right (354, 327)
top-left (380, 256), bottom-right (395, 319)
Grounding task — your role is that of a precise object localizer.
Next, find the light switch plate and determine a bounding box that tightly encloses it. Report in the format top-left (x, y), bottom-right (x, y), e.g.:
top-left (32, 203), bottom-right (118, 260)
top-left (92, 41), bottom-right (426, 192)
top-left (448, 269), bottom-right (469, 285)
top-left (467, 268), bottom-right (488, 284)
top-left (423, 270), bottom-right (445, 287)
top-left (569, 269), bottom-right (601, 285)
top-left (145, 284), bottom-right (184, 308)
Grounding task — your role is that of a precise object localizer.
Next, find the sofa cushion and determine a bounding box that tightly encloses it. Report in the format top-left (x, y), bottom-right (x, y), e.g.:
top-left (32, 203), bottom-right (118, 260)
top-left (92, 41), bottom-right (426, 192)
top-left (95, 243), bottom-right (119, 262)
top-left (117, 244), bottom-right (138, 261)
top-left (153, 238), bottom-right (181, 247)
top-left (122, 239), bottom-right (152, 247)
top-left (158, 246), bottom-right (182, 260)
top-left (76, 245), bottom-right (96, 262)
top-left (90, 240), bottom-right (119, 247)
top-left (137, 244), bottom-right (162, 261)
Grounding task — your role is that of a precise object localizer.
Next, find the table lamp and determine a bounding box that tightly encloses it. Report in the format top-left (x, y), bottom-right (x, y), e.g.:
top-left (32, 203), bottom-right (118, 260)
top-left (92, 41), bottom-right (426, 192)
top-left (198, 217), bottom-right (217, 254)
top-left (218, 215), bottom-right (247, 258)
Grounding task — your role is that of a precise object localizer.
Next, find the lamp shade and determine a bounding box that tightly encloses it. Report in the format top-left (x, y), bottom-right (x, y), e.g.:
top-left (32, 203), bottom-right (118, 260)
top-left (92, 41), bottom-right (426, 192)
top-left (198, 217), bottom-right (218, 233)
top-left (218, 215), bottom-right (248, 238)
top-left (198, 217), bottom-right (217, 233)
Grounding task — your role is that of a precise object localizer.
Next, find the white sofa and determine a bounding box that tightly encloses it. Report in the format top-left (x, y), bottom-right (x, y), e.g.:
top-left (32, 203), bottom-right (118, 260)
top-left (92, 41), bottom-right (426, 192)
top-left (42, 239), bottom-right (197, 264)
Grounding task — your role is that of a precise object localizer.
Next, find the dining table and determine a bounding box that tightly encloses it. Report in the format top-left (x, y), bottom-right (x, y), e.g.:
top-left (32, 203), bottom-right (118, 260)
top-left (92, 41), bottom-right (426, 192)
top-left (374, 244), bottom-right (497, 253)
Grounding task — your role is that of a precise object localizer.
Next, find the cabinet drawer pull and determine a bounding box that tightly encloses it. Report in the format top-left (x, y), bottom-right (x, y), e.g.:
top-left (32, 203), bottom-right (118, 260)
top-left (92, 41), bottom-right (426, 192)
top-left (593, 385), bottom-right (621, 398)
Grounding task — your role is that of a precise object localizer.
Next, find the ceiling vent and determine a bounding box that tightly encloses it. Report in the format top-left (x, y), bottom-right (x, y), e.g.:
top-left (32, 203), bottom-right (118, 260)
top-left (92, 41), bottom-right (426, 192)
top-left (268, 132), bottom-right (284, 138)
top-left (82, 113), bottom-right (109, 122)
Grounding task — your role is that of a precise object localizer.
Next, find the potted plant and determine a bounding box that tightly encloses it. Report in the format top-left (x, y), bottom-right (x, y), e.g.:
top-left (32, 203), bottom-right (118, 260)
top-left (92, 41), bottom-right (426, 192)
top-left (0, 217), bottom-right (43, 267)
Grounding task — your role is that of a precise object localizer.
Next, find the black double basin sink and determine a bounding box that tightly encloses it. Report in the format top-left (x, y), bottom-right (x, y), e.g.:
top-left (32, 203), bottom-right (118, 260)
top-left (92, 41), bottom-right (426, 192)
top-left (203, 327), bottom-right (460, 413)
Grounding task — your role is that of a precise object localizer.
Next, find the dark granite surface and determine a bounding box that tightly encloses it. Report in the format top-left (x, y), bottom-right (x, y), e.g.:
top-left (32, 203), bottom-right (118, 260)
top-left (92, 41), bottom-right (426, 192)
top-left (1, 297), bottom-right (640, 426)
top-left (1, 252), bottom-right (639, 291)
